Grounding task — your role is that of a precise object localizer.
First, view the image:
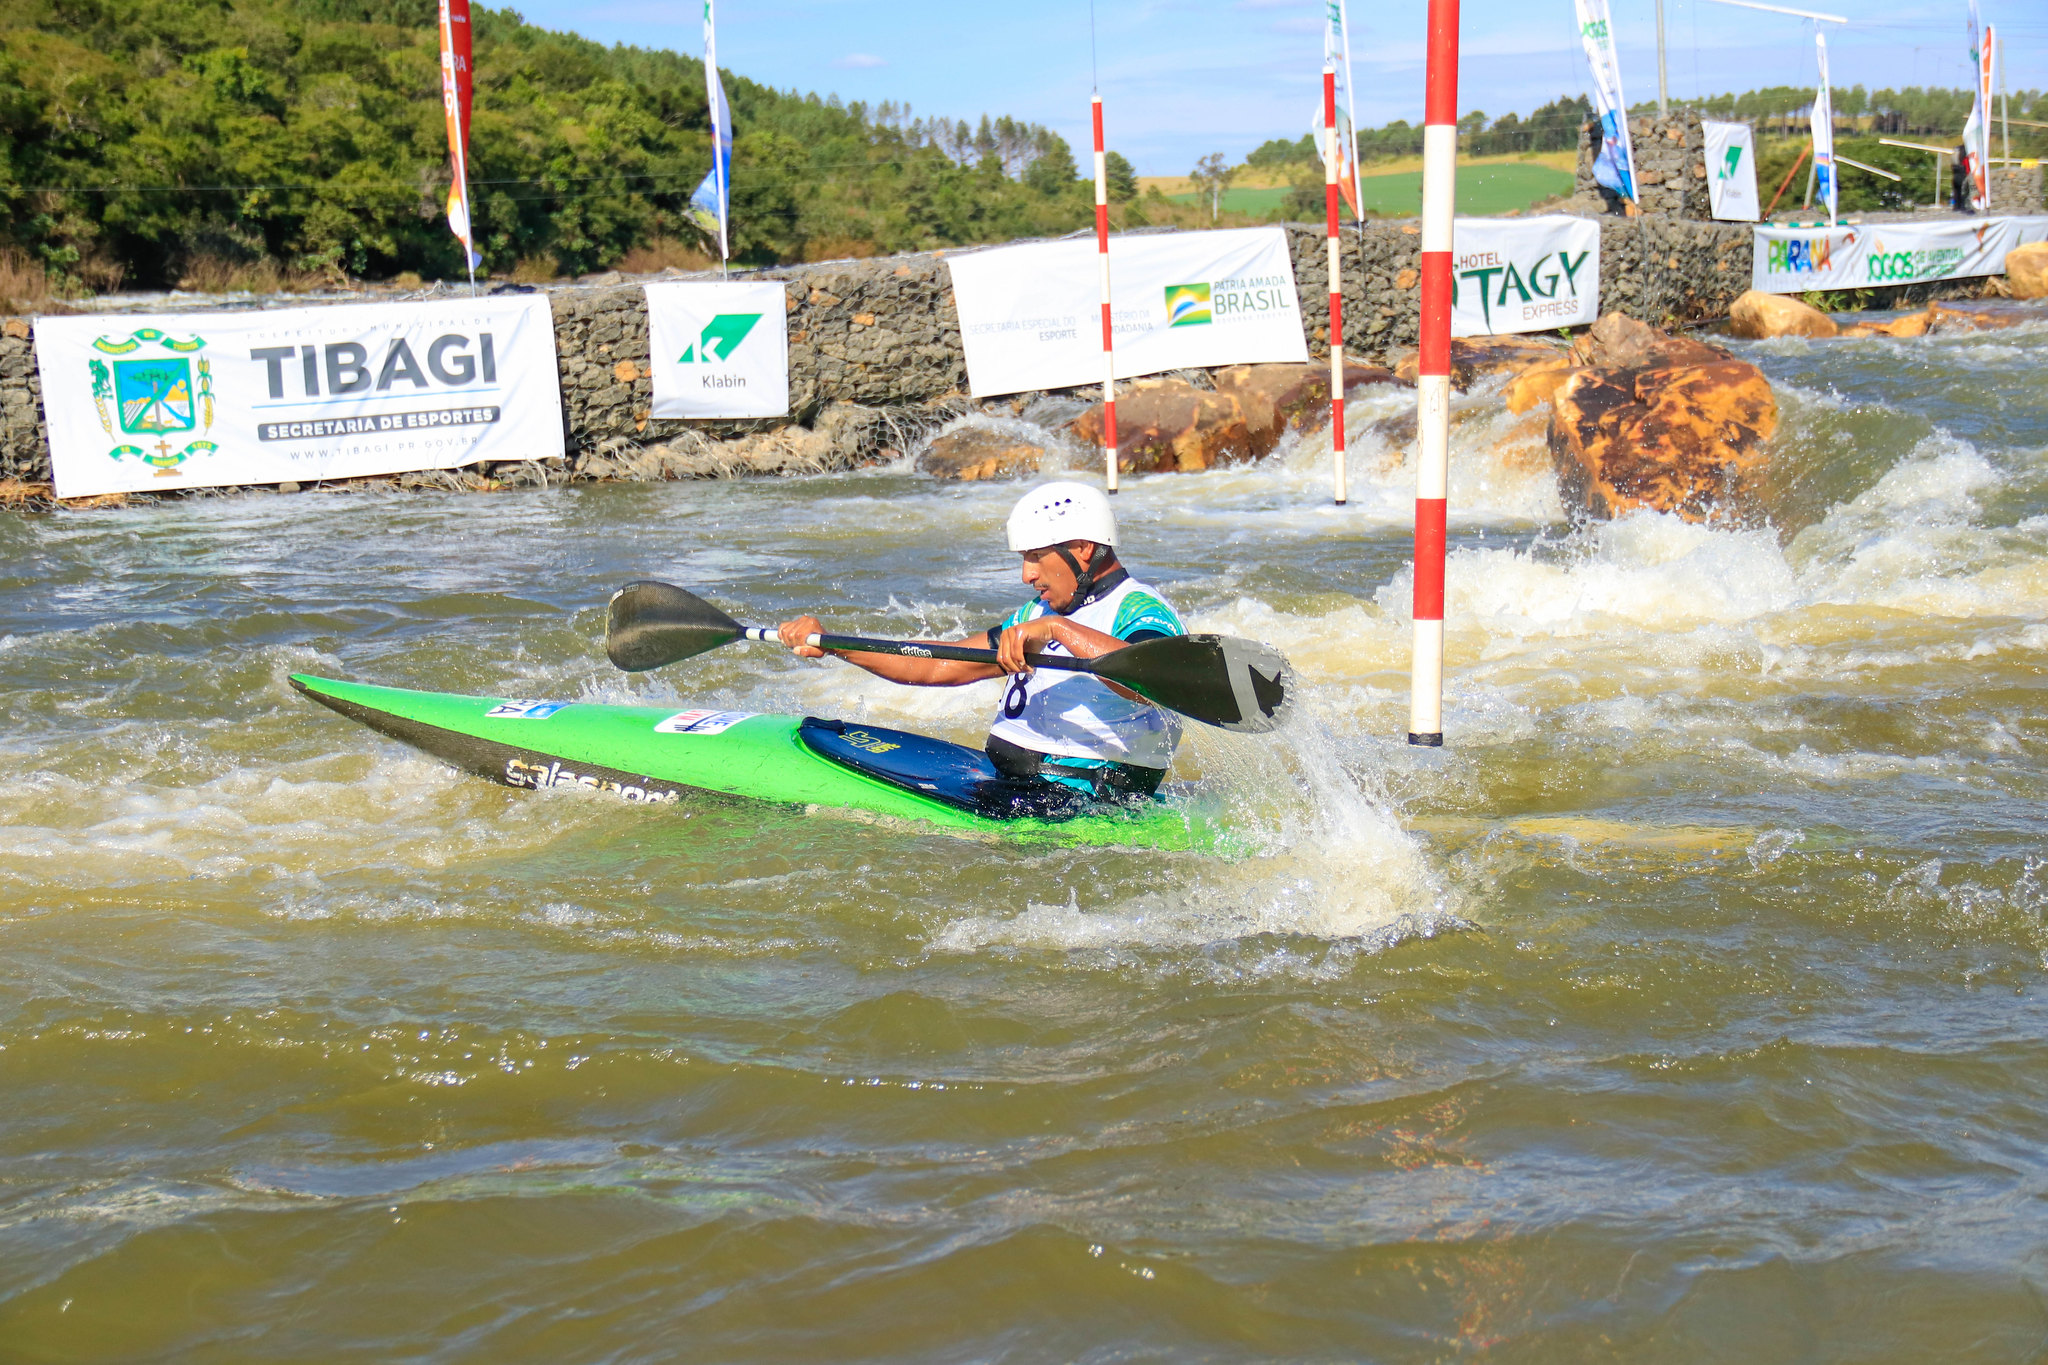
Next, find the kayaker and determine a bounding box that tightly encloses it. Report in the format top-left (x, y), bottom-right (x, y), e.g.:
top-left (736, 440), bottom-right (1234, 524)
top-left (778, 481), bottom-right (1185, 797)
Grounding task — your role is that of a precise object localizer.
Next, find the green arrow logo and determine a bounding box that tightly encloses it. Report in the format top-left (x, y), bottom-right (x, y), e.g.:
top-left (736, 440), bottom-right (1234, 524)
top-left (678, 312), bottom-right (762, 363)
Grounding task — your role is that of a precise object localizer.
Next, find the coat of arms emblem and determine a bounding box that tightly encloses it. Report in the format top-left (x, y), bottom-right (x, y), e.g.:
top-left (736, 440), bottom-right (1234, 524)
top-left (87, 328), bottom-right (218, 477)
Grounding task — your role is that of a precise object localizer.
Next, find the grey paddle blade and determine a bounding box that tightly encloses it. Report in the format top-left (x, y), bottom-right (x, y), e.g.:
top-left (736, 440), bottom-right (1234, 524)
top-left (1094, 634), bottom-right (1295, 734)
top-left (605, 580), bottom-right (743, 671)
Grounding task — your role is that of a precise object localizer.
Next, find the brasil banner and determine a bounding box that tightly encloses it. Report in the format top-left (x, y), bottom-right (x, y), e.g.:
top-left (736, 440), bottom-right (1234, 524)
top-left (33, 297), bottom-right (563, 498)
top-left (646, 280), bottom-right (789, 419)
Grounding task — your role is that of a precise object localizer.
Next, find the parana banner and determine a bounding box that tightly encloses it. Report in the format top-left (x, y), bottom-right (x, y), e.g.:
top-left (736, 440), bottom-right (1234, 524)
top-left (1450, 215), bottom-right (1602, 336)
top-left (34, 296), bottom-right (562, 499)
top-left (1752, 216), bottom-right (2048, 294)
top-left (646, 279), bottom-right (789, 419)
top-left (1702, 121), bottom-right (1760, 222)
top-left (946, 227), bottom-right (1307, 397)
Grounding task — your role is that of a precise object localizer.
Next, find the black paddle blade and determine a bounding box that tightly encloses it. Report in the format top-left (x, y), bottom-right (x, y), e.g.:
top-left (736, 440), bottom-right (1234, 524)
top-left (605, 580), bottom-right (743, 671)
top-left (1094, 634), bottom-right (1295, 734)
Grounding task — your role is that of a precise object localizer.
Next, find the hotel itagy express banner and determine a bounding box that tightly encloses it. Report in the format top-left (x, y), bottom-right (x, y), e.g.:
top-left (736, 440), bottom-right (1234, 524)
top-left (945, 227), bottom-right (1308, 397)
top-left (1448, 215), bottom-right (1602, 337)
top-left (34, 295), bottom-right (562, 499)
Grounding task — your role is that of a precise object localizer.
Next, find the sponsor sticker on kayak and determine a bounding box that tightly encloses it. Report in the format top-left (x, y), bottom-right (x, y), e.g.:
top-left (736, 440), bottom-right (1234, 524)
top-left (655, 708), bottom-right (753, 735)
top-left (486, 700), bottom-right (570, 719)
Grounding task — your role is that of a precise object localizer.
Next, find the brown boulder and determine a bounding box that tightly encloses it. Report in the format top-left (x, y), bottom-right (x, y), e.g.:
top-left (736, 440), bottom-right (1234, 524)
top-left (2008, 241), bottom-right (2048, 300)
top-left (1839, 308), bottom-right (1934, 339)
top-left (1728, 290), bottom-right (1838, 340)
top-left (1393, 334), bottom-right (1571, 389)
top-left (1212, 361), bottom-right (1405, 441)
top-left (917, 426), bottom-right (1043, 481)
top-left (1573, 311), bottom-right (1732, 370)
top-left (1548, 359), bottom-right (1777, 521)
top-left (1071, 378), bottom-right (1269, 473)
top-left (1503, 358), bottom-right (1579, 414)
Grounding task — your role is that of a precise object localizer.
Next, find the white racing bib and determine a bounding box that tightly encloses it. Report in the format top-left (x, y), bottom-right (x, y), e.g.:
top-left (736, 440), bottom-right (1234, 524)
top-left (985, 576), bottom-right (1184, 771)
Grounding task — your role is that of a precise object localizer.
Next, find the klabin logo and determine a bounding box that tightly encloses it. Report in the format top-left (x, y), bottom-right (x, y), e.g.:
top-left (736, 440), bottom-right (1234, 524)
top-left (1163, 283), bottom-right (1211, 328)
top-left (86, 328), bottom-right (218, 477)
top-left (1717, 145), bottom-right (1743, 181)
top-left (677, 312), bottom-right (762, 363)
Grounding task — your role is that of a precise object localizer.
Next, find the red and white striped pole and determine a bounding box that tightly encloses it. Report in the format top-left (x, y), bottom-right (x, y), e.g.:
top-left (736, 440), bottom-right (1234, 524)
top-left (1092, 95), bottom-right (1120, 494)
top-left (1409, 0), bottom-right (1458, 747)
top-left (1322, 65), bottom-right (1348, 506)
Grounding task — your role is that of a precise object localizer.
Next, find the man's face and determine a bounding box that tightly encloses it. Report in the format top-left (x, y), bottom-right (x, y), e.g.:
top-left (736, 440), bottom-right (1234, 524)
top-left (1019, 540), bottom-right (1094, 612)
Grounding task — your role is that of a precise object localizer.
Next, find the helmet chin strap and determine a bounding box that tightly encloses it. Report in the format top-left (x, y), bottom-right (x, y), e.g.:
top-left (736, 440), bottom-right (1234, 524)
top-left (1050, 542), bottom-right (1116, 615)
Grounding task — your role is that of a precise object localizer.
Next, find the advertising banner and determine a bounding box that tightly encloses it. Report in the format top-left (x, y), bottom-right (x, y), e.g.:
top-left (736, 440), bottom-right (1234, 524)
top-left (1703, 121), bottom-right (1760, 221)
top-left (946, 227), bottom-right (1307, 398)
top-left (1450, 215), bottom-right (1601, 336)
top-left (1811, 34), bottom-right (1838, 226)
top-left (1752, 217), bottom-right (2034, 293)
top-left (34, 296), bottom-right (562, 499)
top-left (645, 280), bottom-right (789, 419)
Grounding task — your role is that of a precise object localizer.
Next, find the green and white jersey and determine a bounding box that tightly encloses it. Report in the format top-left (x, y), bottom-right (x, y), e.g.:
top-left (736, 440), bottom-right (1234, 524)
top-left (985, 573), bottom-right (1186, 771)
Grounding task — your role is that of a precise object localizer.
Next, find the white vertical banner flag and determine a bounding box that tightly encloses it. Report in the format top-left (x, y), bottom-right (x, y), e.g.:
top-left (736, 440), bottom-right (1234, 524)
top-left (1574, 0), bottom-right (1638, 203)
top-left (1324, 0), bottom-right (1364, 218)
top-left (646, 280), bottom-right (789, 419)
top-left (1449, 215), bottom-right (1602, 336)
top-left (1703, 120), bottom-right (1760, 221)
top-left (1811, 34), bottom-right (1837, 225)
top-left (687, 0), bottom-right (732, 260)
top-left (33, 297), bottom-right (562, 498)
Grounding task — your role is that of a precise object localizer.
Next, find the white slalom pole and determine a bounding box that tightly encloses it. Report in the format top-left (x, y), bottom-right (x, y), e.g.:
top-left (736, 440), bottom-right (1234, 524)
top-left (1093, 95), bottom-right (1119, 494)
top-left (1410, 0), bottom-right (1458, 747)
top-left (1323, 65), bottom-right (1347, 506)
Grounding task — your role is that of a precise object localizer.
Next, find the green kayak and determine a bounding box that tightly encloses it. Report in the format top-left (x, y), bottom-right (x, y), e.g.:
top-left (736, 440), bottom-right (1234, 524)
top-left (290, 674), bottom-right (1226, 851)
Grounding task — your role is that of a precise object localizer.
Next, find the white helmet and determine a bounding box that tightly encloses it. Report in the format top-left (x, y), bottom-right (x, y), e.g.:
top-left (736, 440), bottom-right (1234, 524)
top-left (1005, 481), bottom-right (1117, 552)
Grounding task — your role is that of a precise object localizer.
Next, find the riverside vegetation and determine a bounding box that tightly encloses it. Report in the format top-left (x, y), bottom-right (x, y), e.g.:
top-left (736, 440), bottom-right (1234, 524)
top-left (6, 0), bottom-right (2046, 301)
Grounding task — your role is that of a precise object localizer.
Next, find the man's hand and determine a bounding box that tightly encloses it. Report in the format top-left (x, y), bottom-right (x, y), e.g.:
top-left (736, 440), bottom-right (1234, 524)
top-left (778, 615), bottom-right (828, 659)
top-left (996, 616), bottom-right (1062, 674)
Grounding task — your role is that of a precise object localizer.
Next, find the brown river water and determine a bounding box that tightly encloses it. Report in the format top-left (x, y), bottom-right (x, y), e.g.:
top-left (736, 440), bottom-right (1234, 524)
top-left (2, 323), bottom-right (2046, 1361)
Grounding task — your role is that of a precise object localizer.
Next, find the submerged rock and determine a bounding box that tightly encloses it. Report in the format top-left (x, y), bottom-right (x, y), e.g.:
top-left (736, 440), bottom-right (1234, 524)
top-left (1392, 334), bottom-right (1570, 390)
top-left (1729, 290), bottom-right (1838, 340)
top-left (918, 427), bottom-right (1043, 481)
top-left (1924, 299), bottom-right (2048, 332)
top-left (1072, 378), bottom-right (1271, 473)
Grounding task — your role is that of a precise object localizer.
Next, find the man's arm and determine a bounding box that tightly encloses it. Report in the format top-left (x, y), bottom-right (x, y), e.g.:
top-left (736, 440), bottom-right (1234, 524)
top-left (995, 615), bottom-right (1158, 700)
top-left (777, 615), bottom-right (1003, 687)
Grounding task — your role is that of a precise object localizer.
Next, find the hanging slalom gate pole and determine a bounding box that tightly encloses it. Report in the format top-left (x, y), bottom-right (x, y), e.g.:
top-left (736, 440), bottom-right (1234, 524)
top-left (1093, 95), bottom-right (1120, 494)
top-left (1409, 0), bottom-right (1458, 748)
top-left (1323, 66), bottom-right (1347, 506)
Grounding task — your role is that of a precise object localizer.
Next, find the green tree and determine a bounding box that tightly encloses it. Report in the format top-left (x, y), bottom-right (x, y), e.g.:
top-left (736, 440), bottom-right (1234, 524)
top-left (1103, 150), bottom-right (1137, 202)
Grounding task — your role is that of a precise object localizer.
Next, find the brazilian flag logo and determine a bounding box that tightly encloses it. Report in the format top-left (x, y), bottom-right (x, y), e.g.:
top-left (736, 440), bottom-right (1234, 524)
top-left (678, 312), bottom-right (762, 363)
top-left (1163, 283), bottom-right (1211, 327)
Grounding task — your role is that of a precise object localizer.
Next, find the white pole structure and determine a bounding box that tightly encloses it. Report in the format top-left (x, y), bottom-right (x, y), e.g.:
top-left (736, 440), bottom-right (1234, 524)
top-left (1092, 95), bottom-right (1119, 495)
top-left (1323, 65), bottom-right (1348, 507)
top-left (1409, 0), bottom-right (1457, 747)
top-left (1655, 0), bottom-right (1669, 117)
top-left (1981, 25), bottom-right (1995, 212)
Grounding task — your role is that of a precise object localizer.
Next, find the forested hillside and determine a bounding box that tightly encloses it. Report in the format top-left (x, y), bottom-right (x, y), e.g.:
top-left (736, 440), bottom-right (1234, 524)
top-left (0, 0), bottom-right (1105, 289)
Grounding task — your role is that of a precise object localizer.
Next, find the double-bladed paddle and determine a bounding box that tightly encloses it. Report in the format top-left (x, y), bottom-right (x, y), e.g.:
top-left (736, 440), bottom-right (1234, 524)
top-left (605, 580), bottom-right (1294, 734)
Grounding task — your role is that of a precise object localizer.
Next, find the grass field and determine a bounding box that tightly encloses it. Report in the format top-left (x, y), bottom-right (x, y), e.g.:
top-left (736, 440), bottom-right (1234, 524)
top-left (1153, 154), bottom-right (1575, 220)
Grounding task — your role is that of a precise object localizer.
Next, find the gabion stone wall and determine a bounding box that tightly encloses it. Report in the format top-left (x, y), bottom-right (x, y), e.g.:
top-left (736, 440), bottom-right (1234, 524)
top-left (1575, 111), bottom-right (1711, 220)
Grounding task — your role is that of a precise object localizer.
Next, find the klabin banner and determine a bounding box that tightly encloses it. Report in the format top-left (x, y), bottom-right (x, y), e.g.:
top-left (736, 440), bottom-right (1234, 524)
top-left (947, 227), bottom-right (1308, 397)
top-left (35, 296), bottom-right (562, 499)
top-left (645, 280), bottom-right (790, 419)
top-left (1449, 215), bottom-right (1602, 337)
top-left (1703, 120), bottom-right (1760, 222)
top-left (1751, 216), bottom-right (2048, 293)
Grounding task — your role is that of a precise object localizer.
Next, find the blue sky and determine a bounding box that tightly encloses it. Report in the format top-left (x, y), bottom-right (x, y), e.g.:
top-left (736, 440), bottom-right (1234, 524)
top-left (512, 0), bottom-right (2045, 174)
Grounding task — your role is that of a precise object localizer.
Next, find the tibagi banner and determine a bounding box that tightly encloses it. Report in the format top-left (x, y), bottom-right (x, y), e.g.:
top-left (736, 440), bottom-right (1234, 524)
top-left (35, 296), bottom-right (562, 499)
top-left (646, 280), bottom-right (789, 419)
top-left (1450, 215), bottom-right (1601, 336)
top-left (946, 227), bottom-right (1307, 397)
top-left (1703, 121), bottom-right (1760, 222)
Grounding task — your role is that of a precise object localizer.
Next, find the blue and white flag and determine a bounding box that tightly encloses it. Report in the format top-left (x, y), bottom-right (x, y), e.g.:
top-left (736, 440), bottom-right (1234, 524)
top-left (1574, 0), bottom-right (1638, 203)
top-left (1811, 33), bottom-right (1837, 225)
top-left (687, 0), bottom-right (731, 260)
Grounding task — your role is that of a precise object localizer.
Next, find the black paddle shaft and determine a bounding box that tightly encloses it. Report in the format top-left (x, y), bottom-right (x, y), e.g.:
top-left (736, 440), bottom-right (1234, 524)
top-left (810, 632), bottom-right (1087, 673)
